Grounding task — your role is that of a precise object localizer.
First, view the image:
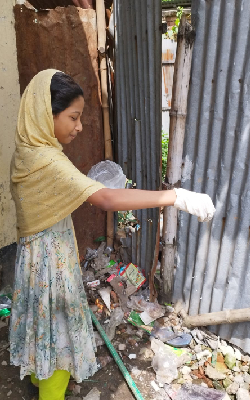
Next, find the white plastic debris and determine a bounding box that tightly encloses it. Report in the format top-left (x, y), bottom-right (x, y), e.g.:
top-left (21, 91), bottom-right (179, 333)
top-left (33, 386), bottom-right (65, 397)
top-left (87, 280), bottom-right (100, 287)
top-left (151, 380), bottom-right (160, 392)
top-left (140, 311), bottom-right (156, 325)
top-left (151, 338), bottom-right (178, 384)
top-left (99, 287), bottom-right (111, 311)
top-left (87, 160), bottom-right (126, 189)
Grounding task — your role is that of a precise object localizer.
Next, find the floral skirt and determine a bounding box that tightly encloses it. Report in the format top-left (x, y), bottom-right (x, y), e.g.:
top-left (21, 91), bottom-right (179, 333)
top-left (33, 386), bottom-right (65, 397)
top-left (9, 225), bottom-right (97, 382)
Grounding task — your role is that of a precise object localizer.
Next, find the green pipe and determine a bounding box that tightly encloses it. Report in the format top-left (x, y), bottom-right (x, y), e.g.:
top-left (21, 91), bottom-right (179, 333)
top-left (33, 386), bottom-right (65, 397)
top-left (90, 309), bottom-right (145, 400)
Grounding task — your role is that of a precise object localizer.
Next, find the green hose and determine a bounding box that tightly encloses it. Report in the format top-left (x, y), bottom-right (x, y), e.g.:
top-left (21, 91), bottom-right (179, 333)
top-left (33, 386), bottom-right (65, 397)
top-left (90, 309), bottom-right (145, 400)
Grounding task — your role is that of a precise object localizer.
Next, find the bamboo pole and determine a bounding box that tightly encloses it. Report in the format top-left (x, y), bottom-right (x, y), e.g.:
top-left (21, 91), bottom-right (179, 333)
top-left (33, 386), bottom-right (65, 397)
top-left (96, 0), bottom-right (114, 247)
top-left (181, 308), bottom-right (250, 329)
top-left (161, 15), bottom-right (195, 302)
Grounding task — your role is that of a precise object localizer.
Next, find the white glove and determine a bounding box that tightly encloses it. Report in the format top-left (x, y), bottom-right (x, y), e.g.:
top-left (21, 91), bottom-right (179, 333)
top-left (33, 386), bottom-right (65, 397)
top-left (173, 188), bottom-right (216, 222)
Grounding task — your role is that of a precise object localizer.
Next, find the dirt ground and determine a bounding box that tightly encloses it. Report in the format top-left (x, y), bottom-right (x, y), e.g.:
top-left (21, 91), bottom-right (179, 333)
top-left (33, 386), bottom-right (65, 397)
top-left (0, 324), bottom-right (156, 400)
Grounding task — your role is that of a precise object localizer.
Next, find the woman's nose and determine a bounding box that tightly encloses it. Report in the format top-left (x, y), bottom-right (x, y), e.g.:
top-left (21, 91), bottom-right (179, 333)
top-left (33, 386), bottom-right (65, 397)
top-left (76, 120), bottom-right (82, 132)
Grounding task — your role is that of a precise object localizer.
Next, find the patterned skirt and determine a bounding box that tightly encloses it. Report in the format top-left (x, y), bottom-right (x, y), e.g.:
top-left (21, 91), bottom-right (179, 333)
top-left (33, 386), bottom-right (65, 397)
top-left (9, 220), bottom-right (97, 382)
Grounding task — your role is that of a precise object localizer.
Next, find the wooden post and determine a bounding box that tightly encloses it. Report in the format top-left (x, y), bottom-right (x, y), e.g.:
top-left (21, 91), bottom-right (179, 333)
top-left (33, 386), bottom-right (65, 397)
top-left (96, 0), bottom-right (114, 247)
top-left (181, 308), bottom-right (250, 328)
top-left (161, 15), bottom-right (195, 302)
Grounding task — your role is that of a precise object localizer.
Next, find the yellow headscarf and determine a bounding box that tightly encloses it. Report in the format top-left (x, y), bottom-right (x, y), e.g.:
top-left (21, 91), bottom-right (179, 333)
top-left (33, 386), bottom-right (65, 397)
top-left (11, 69), bottom-right (105, 240)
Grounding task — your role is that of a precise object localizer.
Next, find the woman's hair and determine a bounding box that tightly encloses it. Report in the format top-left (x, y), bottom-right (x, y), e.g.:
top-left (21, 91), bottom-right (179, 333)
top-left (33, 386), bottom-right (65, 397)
top-left (50, 72), bottom-right (84, 115)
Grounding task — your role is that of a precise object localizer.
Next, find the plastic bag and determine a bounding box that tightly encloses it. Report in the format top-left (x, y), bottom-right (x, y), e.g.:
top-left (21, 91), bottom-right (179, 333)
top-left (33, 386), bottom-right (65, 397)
top-left (0, 285), bottom-right (13, 296)
top-left (87, 160), bottom-right (126, 189)
top-left (127, 295), bottom-right (164, 320)
top-left (0, 293), bottom-right (12, 318)
top-left (151, 338), bottom-right (179, 384)
top-left (128, 311), bottom-right (154, 334)
top-left (0, 296), bottom-right (12, 310)
top-left (85, 248), bottom-right (98, 261)
top-left (175, 383), bottom-right (226, 400)
top-left (92, 243), bottom-right (110, 271)
top-left (83, 248), bottom-right (98, 268)
top-left (151, 325), bottom-right (176, 342)
top-left (82, 270), bottom-right (95, 282)
top-left (94, 331), bottom-right (104, 347)
top-left (105, 307), bottom-right (124, 340)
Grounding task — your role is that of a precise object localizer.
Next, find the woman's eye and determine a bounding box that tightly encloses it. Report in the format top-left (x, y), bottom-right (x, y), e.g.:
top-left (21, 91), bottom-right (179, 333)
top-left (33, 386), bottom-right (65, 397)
top-left (71, 117), bottom-right (77, 121)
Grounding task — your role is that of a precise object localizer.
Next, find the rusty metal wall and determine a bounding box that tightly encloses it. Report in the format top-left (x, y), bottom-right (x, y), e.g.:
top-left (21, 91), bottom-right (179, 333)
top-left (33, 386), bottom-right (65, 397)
top-left (27, 0), bottom-right (76, 9)
top-left (173, 0), bottom-right (250, 353)
top-left (14, 4), bottom-right (106, 257)
top-left (114, 0), bottom-right (162, 277)
top-left (27, 0), bottom-right (112, 10)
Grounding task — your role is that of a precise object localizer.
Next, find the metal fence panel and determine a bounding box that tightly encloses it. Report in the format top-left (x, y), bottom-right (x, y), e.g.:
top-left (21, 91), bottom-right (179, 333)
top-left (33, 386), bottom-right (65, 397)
top-left (114, 0), bottom-right (162, 277)
top-left (173, 0), bottom-right (250, 353)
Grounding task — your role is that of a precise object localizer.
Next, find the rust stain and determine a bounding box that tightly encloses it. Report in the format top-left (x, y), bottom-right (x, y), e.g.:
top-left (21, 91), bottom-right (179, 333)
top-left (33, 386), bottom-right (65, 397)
top-left (162, 65), bottom-right (175, 108)
top-left (14, 5), bottom-right (106, 257)
top-left (162, 48), bottom-right (174, 62)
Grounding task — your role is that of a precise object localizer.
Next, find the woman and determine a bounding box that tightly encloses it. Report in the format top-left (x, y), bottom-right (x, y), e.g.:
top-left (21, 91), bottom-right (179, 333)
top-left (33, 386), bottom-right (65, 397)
top-left (10, 69), bottom-right (215, 400)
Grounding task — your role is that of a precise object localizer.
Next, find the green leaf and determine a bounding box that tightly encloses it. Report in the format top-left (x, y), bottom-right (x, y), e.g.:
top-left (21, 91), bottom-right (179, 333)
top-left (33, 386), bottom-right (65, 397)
top-left (94, 236), bottom-right (106, 242)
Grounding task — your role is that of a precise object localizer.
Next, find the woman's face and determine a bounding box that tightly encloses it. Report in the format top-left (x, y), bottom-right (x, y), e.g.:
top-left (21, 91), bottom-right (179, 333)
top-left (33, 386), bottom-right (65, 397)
top-left (53, 96), bottom-right (84, 144)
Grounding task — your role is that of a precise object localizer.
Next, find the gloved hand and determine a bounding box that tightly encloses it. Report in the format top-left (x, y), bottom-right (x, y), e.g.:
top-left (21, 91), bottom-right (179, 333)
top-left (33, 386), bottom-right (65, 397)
top-left (173, 188), bottom-right (216, 222)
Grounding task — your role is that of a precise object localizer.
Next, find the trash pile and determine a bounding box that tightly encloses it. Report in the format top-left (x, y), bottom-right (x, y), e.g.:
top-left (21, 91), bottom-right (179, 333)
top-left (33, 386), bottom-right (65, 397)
top-left (82, 241), bottom-right (250, 400)
top-left (1, 238), bottom-right (250, 400)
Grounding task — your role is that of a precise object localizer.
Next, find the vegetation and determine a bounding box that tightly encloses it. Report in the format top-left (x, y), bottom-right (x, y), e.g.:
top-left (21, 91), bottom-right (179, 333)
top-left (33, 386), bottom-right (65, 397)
top-left (172, 6), bottom-right (183, 34)
top-left (162, 131), bottom-right (169, 181)
top-left (165, 6), bottom-right (183, 40)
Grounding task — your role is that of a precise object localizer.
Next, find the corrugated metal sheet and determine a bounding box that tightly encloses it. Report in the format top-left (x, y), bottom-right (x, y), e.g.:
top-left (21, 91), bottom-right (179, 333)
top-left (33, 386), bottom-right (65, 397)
top-left (114, 0), bottom-right (162, 277)
top-left (173, 0), bottom-right (250, 353)
top-left (14, 5), bottom-right (106, 258)
top-left (162, 0), bottom-right (191, 8)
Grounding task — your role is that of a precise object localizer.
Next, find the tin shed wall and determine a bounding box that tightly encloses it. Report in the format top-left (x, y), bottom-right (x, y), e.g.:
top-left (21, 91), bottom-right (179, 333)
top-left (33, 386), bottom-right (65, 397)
top-left (114, 0), bottom-right (162, 277)
top-left (14, 4), bottom-right (106, 257)
top-left (173, 0), bottom-right (250, 352)
top-left (0, 1), bottom-right (20, 249)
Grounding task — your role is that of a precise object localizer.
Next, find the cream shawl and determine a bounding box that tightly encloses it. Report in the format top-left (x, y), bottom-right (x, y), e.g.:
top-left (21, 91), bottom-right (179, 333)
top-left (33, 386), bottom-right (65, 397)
top-left (11, 69), bottom-right (105, 240)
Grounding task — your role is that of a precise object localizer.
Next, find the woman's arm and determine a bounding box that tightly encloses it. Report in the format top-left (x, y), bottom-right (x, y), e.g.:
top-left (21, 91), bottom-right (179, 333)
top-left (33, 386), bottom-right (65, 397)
top-left (87, 187), bottom-right (216, 222)
top-left (87, 188), bottom-right (177, 211)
